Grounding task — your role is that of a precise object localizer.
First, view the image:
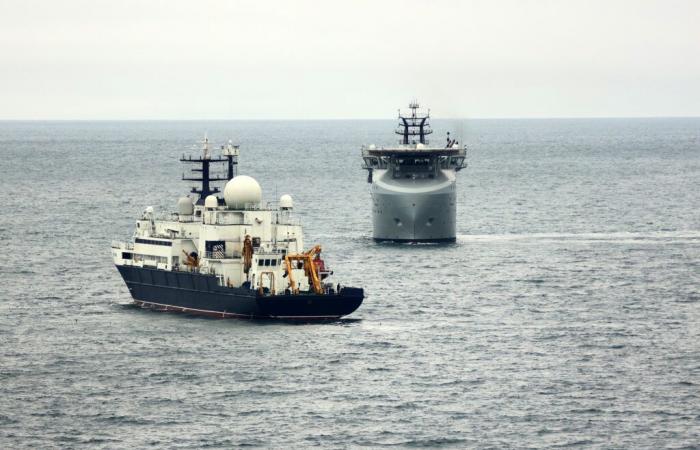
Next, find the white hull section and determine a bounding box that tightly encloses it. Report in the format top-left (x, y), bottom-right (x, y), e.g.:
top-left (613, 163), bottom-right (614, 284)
top-left (371, 169), bottom-right (456, 242)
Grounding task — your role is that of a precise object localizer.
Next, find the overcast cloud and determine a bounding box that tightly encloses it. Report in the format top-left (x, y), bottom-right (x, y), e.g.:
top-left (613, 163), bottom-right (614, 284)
top-left (0, 0), bottom-right (698, 119)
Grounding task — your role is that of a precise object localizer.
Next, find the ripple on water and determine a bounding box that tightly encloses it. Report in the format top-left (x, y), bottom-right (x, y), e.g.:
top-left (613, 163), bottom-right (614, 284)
top-left (1, 119), bottom-right (699, 448)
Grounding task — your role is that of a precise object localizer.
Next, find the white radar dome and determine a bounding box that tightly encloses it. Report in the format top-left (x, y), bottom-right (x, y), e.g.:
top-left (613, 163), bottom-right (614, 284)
top-left (224, 175), bottom-right (262, 209)
top-left (204, 195), bottom-right (219, 209)
top-left (177, 197), bottom-right (194, 215)
top-left (279, 194), bottom-right (293, 209)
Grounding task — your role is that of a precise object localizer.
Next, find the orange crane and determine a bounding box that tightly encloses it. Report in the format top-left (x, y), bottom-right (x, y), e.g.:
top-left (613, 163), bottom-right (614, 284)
top-left (182, 249), bottom-right (200, 269)
top-left (284, 245), bottom-right (323, 295)
top-left (242, 234), bottom-right (253, 275)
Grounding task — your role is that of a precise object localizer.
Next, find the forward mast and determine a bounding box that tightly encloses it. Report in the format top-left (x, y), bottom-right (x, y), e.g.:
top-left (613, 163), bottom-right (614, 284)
top-left (396, 101), bottom-right (432, 145)
top-left (180, 136), bottom-right (239, 204)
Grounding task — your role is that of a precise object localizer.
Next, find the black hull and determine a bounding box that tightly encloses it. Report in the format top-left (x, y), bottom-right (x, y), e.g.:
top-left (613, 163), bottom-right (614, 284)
top-left (116, 265), bottom-right (363, 320)
top-left (374, 237), bottom-right (456, 243)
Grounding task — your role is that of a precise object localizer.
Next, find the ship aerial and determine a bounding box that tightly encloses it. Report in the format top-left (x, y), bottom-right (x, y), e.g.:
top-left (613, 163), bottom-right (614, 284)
top-left (361, 102), bottom-right (467, 242)
top-left (111, 137), bottom-right (364, 320)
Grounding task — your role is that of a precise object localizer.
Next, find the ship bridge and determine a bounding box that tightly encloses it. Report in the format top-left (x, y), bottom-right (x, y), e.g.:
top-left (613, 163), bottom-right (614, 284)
top-left (361, 102), bottom-right (467, 181)
top-left (362, 145), bottom-right (466, 177)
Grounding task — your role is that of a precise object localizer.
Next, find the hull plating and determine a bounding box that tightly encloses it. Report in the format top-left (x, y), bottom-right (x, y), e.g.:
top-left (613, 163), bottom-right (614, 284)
top-left (116, 265), bottom-right (363, 320)
top-left (371, 170), bottom-right (457, 242)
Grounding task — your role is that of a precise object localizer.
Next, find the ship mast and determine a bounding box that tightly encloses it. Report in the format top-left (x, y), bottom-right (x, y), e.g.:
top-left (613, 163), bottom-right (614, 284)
top-left (181, 136), bottom-right (238, 204)
top-left (395, 101), bottom-right (432, 145)
top-left (222, 140), bottom-right (239, 180)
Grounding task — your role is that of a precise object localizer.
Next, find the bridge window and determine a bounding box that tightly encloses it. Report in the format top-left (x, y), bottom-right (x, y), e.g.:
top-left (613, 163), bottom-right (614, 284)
top-left (135, 238), bottom-right (172, 247)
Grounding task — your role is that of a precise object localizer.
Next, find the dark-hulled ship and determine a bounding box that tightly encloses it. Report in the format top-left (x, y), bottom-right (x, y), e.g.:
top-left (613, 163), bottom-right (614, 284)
top-left (111, 137), bottom-right (363, 320)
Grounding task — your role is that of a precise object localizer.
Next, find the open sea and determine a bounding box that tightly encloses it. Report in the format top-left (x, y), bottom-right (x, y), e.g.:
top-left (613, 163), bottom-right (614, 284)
top-left (1, 118), bottom-right (699, 448)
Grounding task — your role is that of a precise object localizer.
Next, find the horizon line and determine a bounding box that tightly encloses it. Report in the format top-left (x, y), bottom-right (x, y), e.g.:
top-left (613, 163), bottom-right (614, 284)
top-left (0, 115), bottom-right (699, 122)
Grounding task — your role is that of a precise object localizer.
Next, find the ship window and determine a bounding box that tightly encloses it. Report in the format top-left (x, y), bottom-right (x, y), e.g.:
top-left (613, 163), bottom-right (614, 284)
top-left (264, 259), bottom-right (271, 266)
top-left (135, 238), bottom-right (172, 247)
top-left (271, 259), bottom-right (277, 266)
top-left (258, 259), bottom-right (264, 266)
top-left (122, 252), bottom-right (133, 259)
top-left (205, 240), bottom-right (225, 258)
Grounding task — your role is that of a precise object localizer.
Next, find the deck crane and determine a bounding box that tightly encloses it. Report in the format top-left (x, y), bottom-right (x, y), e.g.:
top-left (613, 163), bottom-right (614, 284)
top-left (284, 245), bottom-right (324, 295)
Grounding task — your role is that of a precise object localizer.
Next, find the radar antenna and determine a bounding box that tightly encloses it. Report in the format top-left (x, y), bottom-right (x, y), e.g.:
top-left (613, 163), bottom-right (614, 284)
top-left (395, 100), bottom-right (432, 145)
top-left (181, 135), bottom-right (239, 204)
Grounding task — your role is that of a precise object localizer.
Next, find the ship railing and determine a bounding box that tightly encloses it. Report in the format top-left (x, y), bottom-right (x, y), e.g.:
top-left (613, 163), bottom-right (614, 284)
top-left (213, 215), bottom-right (244, 225)
top-left (204, 251), bottom-right (242, 260)
top-left (274, 238), bottom-right (298, 244)
top-left (395, 126), bottom-right (433, 135)
top-left (172, 214), bottom-right (200, 223)
top-left (274, 217), bottom-right (301, 226)
top-left (111, 240), bottom-right (134, 250)
top-left (172, 264), bottom-right (219, 276)
top-left (240, 203), bottom-right (271, 211)
top-left (438, 155), bottom-right (467, 169)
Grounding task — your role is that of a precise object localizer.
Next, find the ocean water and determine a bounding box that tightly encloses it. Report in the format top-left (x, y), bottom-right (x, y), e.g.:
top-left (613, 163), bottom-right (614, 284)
top-left (1, 118), bottom-right (699, 448)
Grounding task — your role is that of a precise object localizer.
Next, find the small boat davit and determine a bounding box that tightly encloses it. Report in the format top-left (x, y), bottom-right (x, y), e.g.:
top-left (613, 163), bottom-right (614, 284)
top-left (111, 137), bottom-right (364, 320)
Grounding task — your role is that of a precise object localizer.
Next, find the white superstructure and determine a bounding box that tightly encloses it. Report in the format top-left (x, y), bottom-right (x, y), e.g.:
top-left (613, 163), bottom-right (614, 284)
top-left (112, 139), bottom-right (331, 295)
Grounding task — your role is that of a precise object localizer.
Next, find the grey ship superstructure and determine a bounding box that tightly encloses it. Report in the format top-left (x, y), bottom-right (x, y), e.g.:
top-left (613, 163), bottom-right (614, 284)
top-left (362, 102), bottom-right (467, 242)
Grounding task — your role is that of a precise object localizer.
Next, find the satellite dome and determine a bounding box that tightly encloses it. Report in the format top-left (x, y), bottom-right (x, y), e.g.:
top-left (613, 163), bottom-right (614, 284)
top-left (204, 195), bottom-right (219, 209)
top-left (279, 194), bottom-right (293, 209)
top-left (177, 197), bottom-right (194, 215)
top-left (224, 175), bottom-right (262, 209)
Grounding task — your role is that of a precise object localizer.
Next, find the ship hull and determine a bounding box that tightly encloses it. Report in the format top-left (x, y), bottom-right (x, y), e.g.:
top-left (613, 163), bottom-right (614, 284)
top-left (116, 265), bottom-right (363, 320)
top-left (371, 172), bottom-right (457, 242)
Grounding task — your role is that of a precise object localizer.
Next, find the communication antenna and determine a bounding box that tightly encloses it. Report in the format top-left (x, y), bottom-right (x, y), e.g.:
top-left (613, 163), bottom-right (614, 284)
top-left (201, 132), bottom-right (210, 159)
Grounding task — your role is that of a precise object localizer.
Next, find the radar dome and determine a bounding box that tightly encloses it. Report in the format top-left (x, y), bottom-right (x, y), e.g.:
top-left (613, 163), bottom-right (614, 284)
top-left (279, 194), bottom-right (293, 209)
top-left (224, 175), bottom-right (262, 209)
top-left (177, 197), bottom-right (194, 215)
top-left (204, 195), bottom-right (219, 209)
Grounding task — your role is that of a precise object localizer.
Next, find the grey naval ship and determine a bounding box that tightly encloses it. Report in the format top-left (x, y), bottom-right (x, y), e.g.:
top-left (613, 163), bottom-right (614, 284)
top-left (111, 137), bottom-right (363, 320)
top-left (362, 102), bottom-right (467, 242)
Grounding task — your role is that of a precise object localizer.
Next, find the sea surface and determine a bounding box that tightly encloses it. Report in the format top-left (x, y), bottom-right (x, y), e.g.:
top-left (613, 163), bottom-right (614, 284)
top-left (1, 118), bottom-right (699, 448)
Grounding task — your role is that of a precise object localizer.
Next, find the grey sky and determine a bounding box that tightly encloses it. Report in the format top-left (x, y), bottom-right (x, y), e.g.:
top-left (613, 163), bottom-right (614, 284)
top-left (1, 0), bottom-right (698, 119)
